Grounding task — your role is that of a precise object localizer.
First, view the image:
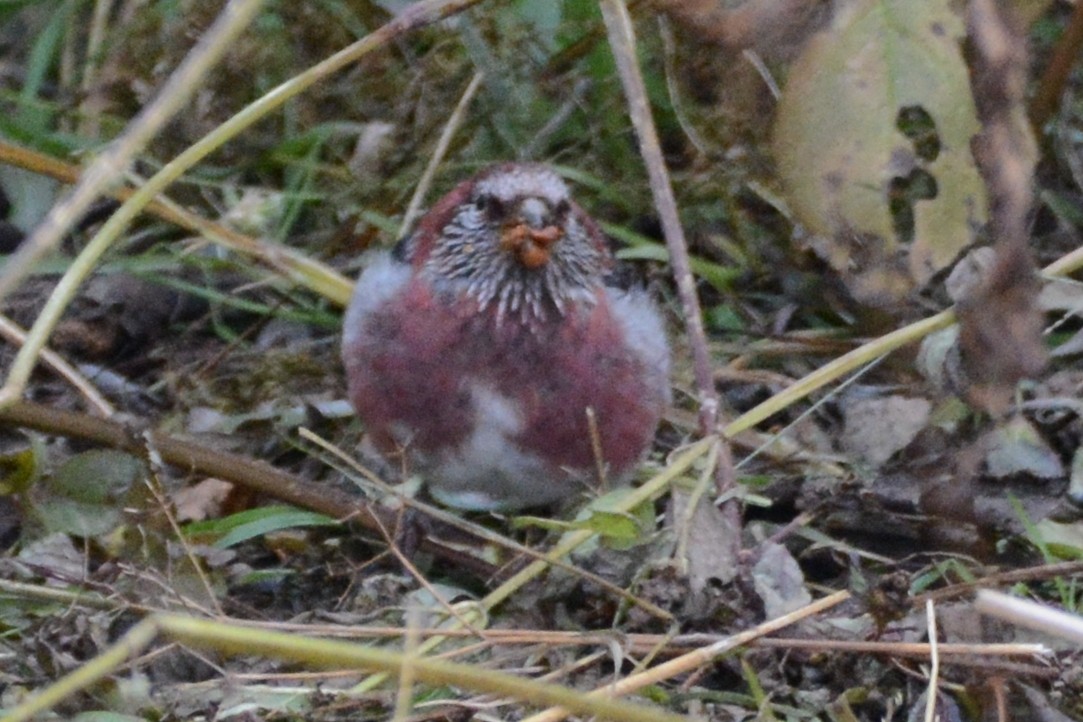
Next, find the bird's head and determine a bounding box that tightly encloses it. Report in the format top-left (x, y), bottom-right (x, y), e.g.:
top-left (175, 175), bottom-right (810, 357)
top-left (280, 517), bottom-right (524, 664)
top-left (403, 164), bottom-right (613, 322)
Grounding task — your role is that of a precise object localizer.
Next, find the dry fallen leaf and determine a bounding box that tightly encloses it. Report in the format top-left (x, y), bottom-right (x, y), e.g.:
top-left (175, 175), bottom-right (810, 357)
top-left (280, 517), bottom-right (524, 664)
top-left (773, 0), bottom-right (987, 306)
top-left (751, 540), bottom-right (811, 619)
top-left (840, 393), bottom-right (931, 469)
top-left (172, 477), bottom-right (235, 523)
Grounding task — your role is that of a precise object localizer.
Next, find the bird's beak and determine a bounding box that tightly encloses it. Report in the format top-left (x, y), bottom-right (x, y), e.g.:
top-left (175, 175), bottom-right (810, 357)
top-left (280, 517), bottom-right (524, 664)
top-left (500, 197), bottom-right (563, 269)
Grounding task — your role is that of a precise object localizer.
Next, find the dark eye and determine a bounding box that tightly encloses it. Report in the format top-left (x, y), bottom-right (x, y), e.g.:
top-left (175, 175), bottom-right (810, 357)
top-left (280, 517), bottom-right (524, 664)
top-left (553, 199), bottom-right (570, 216)
top-left (475, 195), bottom-right (504, 217)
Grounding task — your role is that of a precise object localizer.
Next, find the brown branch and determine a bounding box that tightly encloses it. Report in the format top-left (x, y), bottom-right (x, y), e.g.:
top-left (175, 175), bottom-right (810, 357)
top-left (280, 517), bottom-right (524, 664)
top-left (914, 560), bottom-right (1083, 604)
top-left (599, 0), bottom-right (741, 566)
top-left (956, 0), bottom-right (1047, 413)
top-left (0, 400), bottom-right (498, 578)
top-left (600, 2), bottom-right (719, 433)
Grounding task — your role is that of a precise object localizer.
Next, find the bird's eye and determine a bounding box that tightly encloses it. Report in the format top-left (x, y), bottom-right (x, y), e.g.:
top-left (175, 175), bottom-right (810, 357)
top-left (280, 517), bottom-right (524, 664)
top-left (475, 195), bottom-right (503, 216)
top-left (553, 199), bottom-right (570, 216)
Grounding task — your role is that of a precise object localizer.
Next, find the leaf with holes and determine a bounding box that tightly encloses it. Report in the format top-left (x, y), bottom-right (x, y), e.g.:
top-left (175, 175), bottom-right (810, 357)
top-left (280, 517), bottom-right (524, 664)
top-left (773, 0), bottom-right (987, 306)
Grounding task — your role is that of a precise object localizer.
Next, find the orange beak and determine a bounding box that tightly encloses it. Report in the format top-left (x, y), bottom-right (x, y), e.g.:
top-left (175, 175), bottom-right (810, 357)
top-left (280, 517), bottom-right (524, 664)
top-left (500, 222), bottom-right (563, 269)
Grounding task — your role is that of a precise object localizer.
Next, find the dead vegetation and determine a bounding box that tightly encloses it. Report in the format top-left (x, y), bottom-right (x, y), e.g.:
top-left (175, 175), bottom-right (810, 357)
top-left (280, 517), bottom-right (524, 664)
top-left (2, 0), bottom-right (1083, 719)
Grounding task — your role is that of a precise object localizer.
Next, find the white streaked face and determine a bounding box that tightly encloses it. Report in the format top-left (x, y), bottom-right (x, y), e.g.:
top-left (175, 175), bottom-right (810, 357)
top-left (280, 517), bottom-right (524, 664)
top-left (422, 165), bottom-right (608, 324)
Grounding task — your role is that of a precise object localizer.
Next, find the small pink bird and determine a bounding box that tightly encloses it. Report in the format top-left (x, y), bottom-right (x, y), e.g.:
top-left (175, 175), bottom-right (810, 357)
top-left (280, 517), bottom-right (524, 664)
top-left (342, 163), bottom-right (670, 510)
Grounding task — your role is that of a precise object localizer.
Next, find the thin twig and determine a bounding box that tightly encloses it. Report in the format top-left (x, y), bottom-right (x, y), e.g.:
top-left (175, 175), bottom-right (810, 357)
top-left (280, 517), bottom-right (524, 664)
top-left (598, 0), bottom-right (741, 563)
top-left (0, 580), bottom-right (1052, 664)
top-left (209, 620), bottom-right (1051, 658)
top-left (915, 560), bottom-right (1083, 603)
top-left (523, 590), bottom-right (851, 722)
top-left (371, 512), bottom-right (487, 637)
top-left (300, 427), bottom-right (677, 622)
top-left (0, 314), bottom-right (114, 416)
top-left (0, 141), bottom-right (353, 304)
top-left (139, 453), bottom-right (226, 617)
top-left (0, 400), bottom-right (498, 579)
top-left (598, 0), bottom-right (717, 433)
top-left (400, 71), bottom-right (484, 234)
top-left (78, 0), bottom-right (117, 138)
top-left (923, 600), bottom-right (940, 722)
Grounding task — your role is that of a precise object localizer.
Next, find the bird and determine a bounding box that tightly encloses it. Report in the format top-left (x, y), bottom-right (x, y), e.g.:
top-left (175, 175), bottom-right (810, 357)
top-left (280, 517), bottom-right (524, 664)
top-left (341, 163), bottom-right (670, 511)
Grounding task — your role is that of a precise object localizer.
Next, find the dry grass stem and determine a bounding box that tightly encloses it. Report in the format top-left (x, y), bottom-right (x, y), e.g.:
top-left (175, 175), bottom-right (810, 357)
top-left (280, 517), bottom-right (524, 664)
top-left (924, 600), bottom-right (941, 722)
top-left (598, 0), bottom-right (718, 432)
top-left (976, 589), bottom-right (1083, 645)
top-left (0, 313), bottom-right (114, 416)
top-left (522, 589), bottom-right (851, 722)
top-left (400, 71), bottom-right (485, 234)
top-left (0, 0), bottom-right (267, 303)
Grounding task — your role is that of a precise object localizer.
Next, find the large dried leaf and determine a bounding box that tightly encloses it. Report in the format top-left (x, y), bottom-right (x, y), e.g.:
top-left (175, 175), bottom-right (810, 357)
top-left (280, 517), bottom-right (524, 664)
top-left (840, 393), bottom-right (931, 469)
top-left (773, 0), bottom-right (987, 305)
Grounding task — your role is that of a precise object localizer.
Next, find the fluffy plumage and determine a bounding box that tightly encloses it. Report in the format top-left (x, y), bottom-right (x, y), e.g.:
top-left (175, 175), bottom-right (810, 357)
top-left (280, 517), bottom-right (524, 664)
top-left (342, 163), bottom-right (670, 510)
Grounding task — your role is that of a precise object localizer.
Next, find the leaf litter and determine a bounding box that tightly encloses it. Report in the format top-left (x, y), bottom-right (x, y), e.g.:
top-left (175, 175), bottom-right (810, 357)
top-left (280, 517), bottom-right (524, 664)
top-left (1, 0), bottom-right (1082, 719)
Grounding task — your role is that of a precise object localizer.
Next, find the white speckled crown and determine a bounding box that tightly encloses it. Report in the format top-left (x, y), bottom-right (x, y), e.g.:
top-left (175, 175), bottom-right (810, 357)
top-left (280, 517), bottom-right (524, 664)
top-left (474, 165), bottom-right (570, 205)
